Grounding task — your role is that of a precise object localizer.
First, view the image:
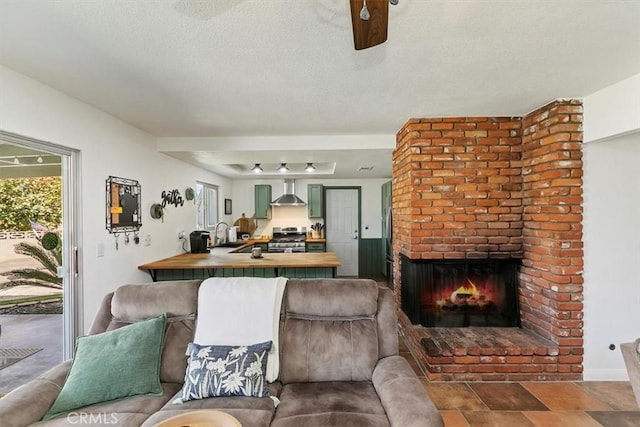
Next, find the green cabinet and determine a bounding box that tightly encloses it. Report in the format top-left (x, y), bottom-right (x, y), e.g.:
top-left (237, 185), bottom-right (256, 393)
top-left (307, 184), bottom-right (323, 218)
top-left (306, 242), bottom-right (326, 252)
top-left (254, 185), bottom-right (272, 219)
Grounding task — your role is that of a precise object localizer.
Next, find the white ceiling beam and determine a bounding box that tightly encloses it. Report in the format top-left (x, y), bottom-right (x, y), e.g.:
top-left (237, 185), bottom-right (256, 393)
top-left (156, 135), bottom-right (396, 152)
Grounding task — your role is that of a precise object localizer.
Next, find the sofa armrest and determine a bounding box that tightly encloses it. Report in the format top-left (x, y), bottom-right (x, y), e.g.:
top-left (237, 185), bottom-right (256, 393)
top-left (0, 360), bottom-right (71, 427)
top-left (372, 356), bottom-right (443, 427)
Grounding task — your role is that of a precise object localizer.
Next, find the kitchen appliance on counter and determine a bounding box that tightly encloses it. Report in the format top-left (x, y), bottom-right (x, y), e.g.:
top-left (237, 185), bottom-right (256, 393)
top-left (189, 230), bottom-right (210, 254)
top-left (268, 227), bottom-right (307, 253)
top-left (227, 226), bottom-right (239, 243)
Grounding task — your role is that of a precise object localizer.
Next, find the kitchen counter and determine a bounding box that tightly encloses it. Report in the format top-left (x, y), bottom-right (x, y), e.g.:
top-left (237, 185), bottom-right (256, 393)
top-left (138, 249), bottom-right (340, 282)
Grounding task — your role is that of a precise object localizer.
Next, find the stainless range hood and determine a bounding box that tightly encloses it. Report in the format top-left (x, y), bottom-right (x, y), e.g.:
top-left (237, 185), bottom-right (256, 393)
top-left (271, 179), bottom-right (306, 206)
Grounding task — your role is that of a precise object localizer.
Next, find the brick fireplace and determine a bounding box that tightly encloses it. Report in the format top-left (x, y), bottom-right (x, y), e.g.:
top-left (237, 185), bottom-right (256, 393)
top-left (393, 100), bottom-right (584, 381)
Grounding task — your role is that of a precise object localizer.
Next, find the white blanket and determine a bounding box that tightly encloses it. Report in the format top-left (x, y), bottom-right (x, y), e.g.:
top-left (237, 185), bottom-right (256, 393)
top-left (194, 277), bottom-right (287, 382)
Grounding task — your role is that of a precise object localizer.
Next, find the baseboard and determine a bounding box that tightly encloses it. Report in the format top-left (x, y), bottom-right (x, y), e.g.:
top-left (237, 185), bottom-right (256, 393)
top-left (583, 368), bottom-right (629, 381)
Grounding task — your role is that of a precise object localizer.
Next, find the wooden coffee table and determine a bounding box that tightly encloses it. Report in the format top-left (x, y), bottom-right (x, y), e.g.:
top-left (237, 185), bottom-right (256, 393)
top-left (154, 410), bottom-right (242, 427)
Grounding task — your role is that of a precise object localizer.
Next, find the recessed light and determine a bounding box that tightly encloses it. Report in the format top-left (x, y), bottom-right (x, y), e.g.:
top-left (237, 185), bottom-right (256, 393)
top-left (305, 163), bottom-right (316, 172)
top-left (251, 163), bottom-right (263, 173)
top-left (278, 163), bottom-right (289, 172)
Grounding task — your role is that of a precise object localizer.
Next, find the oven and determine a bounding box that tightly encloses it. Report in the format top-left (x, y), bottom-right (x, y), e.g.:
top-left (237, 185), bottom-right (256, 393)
top-left (268, 227), bottom-right (307, 253)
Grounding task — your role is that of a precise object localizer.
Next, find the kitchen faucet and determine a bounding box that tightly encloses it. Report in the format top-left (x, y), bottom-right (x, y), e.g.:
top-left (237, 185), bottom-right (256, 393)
top-left (213, 221), bottom-right (229, 247)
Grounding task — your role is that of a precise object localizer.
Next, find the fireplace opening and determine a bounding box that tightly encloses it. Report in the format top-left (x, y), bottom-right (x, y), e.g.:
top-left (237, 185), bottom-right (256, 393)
top-left (401, 255), bottom-right (521, 328)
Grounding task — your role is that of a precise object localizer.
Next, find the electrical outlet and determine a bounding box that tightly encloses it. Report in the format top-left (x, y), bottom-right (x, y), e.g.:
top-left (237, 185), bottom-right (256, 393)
top-left (178, 230), bottom-right (186, 240)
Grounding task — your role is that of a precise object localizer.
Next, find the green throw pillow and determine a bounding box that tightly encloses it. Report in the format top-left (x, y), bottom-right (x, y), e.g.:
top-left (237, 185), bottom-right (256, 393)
top-left (44, 313), bottom-right (167, 420)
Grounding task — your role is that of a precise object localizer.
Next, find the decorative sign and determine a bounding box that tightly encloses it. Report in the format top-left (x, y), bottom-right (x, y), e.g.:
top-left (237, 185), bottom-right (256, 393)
top-left (161, 189), bottom-right (184, 208)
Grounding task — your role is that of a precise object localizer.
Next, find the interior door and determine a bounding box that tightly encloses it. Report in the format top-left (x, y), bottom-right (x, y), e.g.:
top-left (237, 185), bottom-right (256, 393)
top-left (325, 188), bottom-right (359, 276)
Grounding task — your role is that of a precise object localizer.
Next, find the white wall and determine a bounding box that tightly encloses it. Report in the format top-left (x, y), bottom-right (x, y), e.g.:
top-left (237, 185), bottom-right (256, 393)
top-left (584, 73), bottom-right (640, 143)
top-left (0, 65), bottom-right (232, 330)
top-left (583, 133), bottom-right (640, 380)
top-left (231, 178), bottom-right (390, 239)
top-left (582, 73), bottom-right (640, 380)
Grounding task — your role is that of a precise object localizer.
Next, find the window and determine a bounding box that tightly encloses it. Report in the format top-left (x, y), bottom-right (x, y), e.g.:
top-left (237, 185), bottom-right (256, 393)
top-left (195, 182), bottom-right (218, 230)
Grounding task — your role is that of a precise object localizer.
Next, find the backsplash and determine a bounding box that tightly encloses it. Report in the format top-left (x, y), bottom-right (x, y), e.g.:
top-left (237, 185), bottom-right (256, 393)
top-left (252, 206), bottom-right (323, 238)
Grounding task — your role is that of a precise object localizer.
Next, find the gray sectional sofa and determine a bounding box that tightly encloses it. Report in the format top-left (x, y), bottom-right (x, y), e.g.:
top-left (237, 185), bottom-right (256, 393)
top-left (0, 278), bottom-right (443, 427)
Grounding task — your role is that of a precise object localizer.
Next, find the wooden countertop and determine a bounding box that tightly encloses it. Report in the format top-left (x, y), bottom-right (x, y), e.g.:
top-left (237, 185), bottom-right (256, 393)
top-left (139, 251), bottom-right (340, 271)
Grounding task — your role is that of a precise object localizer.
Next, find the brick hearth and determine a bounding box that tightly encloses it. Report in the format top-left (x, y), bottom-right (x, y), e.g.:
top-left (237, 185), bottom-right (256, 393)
top-left (392, 100), bottom-right (583, 381)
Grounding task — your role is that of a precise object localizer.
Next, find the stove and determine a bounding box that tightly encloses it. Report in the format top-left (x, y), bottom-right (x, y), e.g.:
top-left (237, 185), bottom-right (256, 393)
top-left (268, 227), bottom-right (307, 253)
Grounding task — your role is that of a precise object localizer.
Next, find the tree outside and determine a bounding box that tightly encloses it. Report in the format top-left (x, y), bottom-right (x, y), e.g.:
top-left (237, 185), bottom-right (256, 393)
top-left (0, 177), bottom-right (62, 231)
top-left (0, 177), bottom-right (63, 293)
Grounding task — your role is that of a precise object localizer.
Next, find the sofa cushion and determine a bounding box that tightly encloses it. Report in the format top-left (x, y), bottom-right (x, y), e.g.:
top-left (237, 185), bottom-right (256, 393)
top-left (0, 361), bottom-right (72, 427)
top-left (376, 285), bottom-right (399, 359)
top-left (143, 389), bottom-right (277, 427)
top-left (271, 382), bottom-right (390, 427)
top-left (175, 341), bottom-right (272, 402)
top-left (110, 280), bottom-right (200, 320)
top-left (32, 383), bottom-right (181, 427)
top-left (106, 280), bottom-right (200, 384)
top-left (281, 318), bottom-right (379, 383)
top-left (43, 314), bottom-right (167, 420)
top-left (373, 356), bottom-right (444, 427)
top-left (285, 279), bottom-right (379, 317)
top-left (280, 279), bottom-right (380, 383)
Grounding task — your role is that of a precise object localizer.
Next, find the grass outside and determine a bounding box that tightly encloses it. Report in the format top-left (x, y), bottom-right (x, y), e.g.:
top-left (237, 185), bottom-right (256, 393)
top-left (0, 294), bottom-right (63, 307)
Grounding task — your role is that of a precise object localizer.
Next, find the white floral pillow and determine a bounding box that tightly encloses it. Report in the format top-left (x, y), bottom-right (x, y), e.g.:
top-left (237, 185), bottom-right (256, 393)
top-left (174, 341), bottom-right (272, 403)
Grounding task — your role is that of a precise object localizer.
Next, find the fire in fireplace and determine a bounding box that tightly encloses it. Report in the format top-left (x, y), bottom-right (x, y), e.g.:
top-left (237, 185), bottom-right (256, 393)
top-left (401, 255), bottom-right (520, 328)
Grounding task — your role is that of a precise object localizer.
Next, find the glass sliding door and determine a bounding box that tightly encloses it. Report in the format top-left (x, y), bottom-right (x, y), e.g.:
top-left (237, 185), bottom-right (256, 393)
top-left (0, 130), bottom-right (81, 365)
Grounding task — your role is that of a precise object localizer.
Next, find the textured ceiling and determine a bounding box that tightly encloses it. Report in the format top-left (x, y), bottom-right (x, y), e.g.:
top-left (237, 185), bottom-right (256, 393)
top-left (1, 0), bottom-right (639, 178)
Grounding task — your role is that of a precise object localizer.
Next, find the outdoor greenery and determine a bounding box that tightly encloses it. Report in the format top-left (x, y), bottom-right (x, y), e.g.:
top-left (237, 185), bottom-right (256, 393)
top-left (0, 177), bottom-right (62, 231)
top-left (0, 232), bottom-right (63, 290)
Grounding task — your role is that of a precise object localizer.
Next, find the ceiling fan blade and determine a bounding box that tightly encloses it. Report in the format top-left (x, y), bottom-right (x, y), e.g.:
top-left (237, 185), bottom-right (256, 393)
top-left (350, 0), bottom-right (389, 50)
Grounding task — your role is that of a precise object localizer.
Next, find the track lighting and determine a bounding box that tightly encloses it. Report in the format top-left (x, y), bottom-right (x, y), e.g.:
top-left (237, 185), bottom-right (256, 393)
top-left (251, 163), bottom-right (263, 173)
top-left (278, 163), bottom-right (289, 173)
top-left (305, 163), bottom-right (316, 172)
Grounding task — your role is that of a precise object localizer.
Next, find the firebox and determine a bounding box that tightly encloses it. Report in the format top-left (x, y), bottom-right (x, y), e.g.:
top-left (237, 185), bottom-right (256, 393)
top-left (401, 255), bottom-right (521, 328)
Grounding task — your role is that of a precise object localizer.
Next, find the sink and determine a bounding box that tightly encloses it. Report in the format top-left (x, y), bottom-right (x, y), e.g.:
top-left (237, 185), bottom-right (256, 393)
top-left (215, 242), bottom-right (246, 248)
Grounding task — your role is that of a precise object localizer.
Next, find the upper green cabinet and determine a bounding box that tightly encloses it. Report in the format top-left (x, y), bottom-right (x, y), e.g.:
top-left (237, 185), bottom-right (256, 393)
top-left (254, 185), bottom-right (272, 219)
top-left (307, 184), bottom-right (324, 218)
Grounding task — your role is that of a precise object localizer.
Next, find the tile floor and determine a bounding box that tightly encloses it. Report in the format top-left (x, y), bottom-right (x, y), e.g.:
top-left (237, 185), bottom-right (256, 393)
top-left (399, 337), bottom-right (640, 427)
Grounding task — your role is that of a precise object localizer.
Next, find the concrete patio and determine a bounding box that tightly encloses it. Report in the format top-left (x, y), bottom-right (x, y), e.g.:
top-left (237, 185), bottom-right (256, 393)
top-left (0, 314), bottom-right (63, 394)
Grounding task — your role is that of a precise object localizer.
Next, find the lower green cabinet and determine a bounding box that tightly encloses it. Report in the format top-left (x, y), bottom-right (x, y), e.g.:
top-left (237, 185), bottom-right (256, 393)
top-left (306, 242), bottom-right (326, 252)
